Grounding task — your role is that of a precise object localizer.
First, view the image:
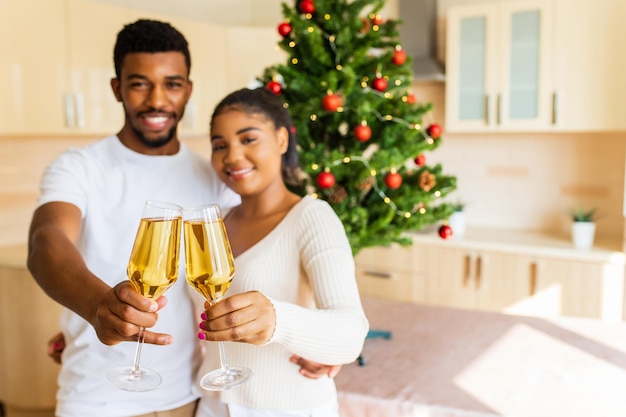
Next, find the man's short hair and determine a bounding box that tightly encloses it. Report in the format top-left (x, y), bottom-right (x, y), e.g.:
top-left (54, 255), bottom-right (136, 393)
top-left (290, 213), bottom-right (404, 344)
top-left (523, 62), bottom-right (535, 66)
top-left (113, 19), bottom-right (191, 78)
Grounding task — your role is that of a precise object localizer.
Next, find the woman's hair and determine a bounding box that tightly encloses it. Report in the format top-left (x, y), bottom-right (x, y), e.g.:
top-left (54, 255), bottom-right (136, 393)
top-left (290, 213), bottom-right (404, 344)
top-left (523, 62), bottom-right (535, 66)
top-left (113, 19), bottom-right (191, 78)
top-left (211, 88), bottom-right (302, 186)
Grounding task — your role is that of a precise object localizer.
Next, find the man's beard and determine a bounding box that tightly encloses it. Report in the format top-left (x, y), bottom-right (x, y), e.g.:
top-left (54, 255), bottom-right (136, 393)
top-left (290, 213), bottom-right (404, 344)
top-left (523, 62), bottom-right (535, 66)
top-left (132, 124), bottom-right (177, 148)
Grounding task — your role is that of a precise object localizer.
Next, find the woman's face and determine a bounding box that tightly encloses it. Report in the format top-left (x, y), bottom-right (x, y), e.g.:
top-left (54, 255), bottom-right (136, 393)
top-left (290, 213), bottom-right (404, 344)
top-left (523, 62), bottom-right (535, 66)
top-left (210, 108), bottom-right (288, 197)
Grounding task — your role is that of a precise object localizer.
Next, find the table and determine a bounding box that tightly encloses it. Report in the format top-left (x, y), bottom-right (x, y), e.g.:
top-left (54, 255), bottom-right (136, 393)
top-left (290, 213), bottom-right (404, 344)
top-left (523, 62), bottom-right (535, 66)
top-left (335, 298), bottom-right (626, 417)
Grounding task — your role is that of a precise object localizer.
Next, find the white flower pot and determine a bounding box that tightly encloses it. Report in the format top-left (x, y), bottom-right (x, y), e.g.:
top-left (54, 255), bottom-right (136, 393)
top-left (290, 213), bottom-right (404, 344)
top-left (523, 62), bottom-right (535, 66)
top-left (448, 211), bottom-right (466, 238)
top-left (572, 221), bottom-right (595, 249)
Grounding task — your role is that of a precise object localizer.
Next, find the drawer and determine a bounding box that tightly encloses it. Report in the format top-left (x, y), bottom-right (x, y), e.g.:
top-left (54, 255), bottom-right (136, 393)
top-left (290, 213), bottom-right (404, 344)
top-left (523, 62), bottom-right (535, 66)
top-left (354, 243), bottom-right (421, 273)
top-left (355, 265), bottom-right (423, 303)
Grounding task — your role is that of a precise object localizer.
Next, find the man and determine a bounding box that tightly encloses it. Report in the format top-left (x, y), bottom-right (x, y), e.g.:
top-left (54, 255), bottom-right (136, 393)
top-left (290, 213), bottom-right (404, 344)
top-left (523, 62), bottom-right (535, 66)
top-left (28, 19), bottom-right (337, 417)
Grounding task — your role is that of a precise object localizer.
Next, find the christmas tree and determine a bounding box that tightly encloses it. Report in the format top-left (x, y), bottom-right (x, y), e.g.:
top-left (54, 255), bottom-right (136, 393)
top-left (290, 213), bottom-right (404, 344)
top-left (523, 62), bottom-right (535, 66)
top-left (258, 0), bottom-right (457, 254)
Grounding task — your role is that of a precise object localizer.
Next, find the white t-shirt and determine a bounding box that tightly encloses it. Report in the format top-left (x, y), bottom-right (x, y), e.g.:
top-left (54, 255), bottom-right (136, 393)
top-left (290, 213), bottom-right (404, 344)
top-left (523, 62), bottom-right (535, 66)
top-left (36, 135), bottom-right (239, 417)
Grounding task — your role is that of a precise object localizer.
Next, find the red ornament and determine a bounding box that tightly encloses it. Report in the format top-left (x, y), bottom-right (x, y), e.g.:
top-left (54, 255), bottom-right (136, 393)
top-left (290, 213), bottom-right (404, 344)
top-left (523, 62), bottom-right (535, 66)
top-left (371, 14), bottom-right (383, 25)
top-left (384, 172), bottom-right (402, 189)
top-left (372, 77), bottom-right (387, 92)
top-left (353, 124), bottom-right (372, 142)
top-left (438, 224), bottom-right (453, 239)
top-left (414, 154), bottom-right (426, 167)
top-left (406, 93), bottom-right (416, 104)
top-left (392, 49), bottom-right (407, 65)
top-left (278, 22), bottom-right (292, 37)
top-left (299, 0), bottom-right (315, 14)
top-left (289, 125), bottom-right (297, 135)
top-left (266, 81), bottom-right (282, 95)
top-left (317, 171), bottom-right (335, 189)
top-left (322, 93), bottom-right (342, 112)
top-left (427, 123), bottom-right (442, 139)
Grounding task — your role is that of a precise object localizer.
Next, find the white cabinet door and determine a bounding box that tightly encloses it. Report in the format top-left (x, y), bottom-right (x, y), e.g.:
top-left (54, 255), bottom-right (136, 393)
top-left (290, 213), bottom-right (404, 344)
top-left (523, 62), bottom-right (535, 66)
top-left (445, 0), bottom-right (553, 132)
top-left (0, 0), bottom-right (69, 135)
top-left (552, 0), bottom-right (626, 131)
top-left (66, 0), bottom-right (131, 134)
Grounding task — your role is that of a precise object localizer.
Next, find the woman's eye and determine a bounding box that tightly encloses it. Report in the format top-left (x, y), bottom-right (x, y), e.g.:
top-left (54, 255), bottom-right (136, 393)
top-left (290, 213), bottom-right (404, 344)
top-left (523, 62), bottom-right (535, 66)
top-left (242, 137), bottom-right (256, 144)
top-left (212, 143), bottom-right (226, 151)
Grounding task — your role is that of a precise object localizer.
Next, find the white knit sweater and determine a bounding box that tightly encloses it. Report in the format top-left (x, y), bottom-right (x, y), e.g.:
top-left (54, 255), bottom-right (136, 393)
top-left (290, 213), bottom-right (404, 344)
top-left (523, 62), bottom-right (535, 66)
top-left (195, 196), bottom-right (369, 412)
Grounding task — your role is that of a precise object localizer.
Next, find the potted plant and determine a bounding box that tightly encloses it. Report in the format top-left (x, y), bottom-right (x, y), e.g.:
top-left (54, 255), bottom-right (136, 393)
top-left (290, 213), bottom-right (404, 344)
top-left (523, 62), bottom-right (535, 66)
top-left (570, 207), bottom-right (597, 249)
top-left (447, 201), bottom-right (466, 238)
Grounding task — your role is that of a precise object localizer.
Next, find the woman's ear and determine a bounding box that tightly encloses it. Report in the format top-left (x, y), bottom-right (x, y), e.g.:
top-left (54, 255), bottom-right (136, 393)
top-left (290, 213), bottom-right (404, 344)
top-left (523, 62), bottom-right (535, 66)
top-left (277, 126), bottom-right (289, 154)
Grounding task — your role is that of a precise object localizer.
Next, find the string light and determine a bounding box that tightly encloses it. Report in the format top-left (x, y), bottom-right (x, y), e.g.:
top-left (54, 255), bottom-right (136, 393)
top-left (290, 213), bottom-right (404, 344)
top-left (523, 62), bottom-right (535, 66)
top-left (311, 155), bottom-right (443, 218)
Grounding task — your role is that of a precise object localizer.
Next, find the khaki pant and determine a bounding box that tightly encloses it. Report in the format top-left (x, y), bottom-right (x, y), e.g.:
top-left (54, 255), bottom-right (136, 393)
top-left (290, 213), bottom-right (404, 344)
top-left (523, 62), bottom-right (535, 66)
top-left (132, 400), bottom-right (198, 417)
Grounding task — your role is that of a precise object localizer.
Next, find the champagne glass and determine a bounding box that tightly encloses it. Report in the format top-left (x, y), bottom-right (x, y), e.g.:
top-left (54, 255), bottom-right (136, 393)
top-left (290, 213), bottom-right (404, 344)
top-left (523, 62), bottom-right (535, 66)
top-left (107, 200), bottom-right (183, 392)
top-left (183, 204), bottom-right (252, 391)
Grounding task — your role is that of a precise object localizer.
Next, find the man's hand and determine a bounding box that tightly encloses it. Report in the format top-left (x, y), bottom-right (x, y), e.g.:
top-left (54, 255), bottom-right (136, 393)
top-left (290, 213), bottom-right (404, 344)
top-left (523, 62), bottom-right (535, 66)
top-left (92, 281), bottom-right (172, 346)
top-left (290, 355), bottom-right (342, 379)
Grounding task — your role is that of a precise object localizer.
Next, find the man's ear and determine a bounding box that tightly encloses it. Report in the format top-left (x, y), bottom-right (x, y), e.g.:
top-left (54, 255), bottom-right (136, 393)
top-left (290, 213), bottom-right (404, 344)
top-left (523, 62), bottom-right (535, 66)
top-left (110, 78), bottom-right (122, 102)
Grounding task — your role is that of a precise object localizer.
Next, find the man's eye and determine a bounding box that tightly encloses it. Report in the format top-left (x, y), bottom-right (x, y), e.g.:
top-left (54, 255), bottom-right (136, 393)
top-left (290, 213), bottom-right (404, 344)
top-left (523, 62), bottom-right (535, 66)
top-left (167, 82), bottom-right (183, 89)
top-left (130, 82), bottom-right (149, 89)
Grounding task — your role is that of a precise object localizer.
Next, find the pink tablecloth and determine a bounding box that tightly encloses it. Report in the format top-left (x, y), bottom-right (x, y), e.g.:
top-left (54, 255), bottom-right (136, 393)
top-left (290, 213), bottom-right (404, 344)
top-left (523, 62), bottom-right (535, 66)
top-left (335, 298), bottom-right (626, 417)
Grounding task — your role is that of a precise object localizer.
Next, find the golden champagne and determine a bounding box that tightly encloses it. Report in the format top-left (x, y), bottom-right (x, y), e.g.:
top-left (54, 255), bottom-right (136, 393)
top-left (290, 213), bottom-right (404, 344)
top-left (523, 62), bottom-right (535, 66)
top-left (128, 217), bottom-right (182, 299)
top-left (184, 218), bottom-right (235, 302)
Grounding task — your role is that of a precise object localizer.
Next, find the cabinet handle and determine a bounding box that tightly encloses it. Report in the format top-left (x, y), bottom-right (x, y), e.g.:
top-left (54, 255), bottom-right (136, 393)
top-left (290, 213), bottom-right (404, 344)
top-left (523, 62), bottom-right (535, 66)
top-left (64, 94), bottom-right (75, 128)
top-left (475, 256), bottom-right (482, 289)
top-left (551, 92), bottom-right (558, 125)
top-left (529, 262), bottom-right (537, 295)
top-left (463, 255), bottom-right (471, 287)
top-left (74, 93), bottom-right (85, 128)
top-left (496, 94), bottom-right (502, 125)
top-left (362, 270), bottom-right (392, 279)
top-left (484, 94), bottom-right (490, 125)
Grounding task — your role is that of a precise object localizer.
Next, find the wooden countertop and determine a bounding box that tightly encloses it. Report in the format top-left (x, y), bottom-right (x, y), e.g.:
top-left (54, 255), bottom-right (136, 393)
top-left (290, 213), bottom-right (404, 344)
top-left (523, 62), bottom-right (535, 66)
top-left (0, 244), bottom-right (27, 268)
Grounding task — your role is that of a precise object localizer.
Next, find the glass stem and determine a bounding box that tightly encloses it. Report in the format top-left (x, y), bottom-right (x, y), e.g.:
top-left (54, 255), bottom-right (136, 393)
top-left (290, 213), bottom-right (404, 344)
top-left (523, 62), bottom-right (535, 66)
top-left (130, 326), bottom-right (146, 378)
top-left (218, 341), bottom-right (230, 371)
top-left (210, 297), bottom-right (230, 372)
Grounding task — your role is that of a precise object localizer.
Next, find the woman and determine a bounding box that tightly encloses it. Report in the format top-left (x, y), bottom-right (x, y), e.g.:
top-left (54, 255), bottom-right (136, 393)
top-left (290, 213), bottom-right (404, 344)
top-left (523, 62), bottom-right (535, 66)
top-left (195, 87), bottom-right (369, 417)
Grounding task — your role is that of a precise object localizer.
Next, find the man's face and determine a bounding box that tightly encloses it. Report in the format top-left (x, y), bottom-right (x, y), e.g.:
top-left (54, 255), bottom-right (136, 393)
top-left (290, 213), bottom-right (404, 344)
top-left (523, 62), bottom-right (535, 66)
top-left (111, 51), bottom-right (192, 152)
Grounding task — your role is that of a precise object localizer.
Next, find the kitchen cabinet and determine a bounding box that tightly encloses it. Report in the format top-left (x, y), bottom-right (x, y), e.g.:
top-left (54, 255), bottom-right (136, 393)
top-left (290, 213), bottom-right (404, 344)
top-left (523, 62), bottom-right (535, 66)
top-left (551, 0), bottom-right (626, 131)
top-left (445, 0), bottom-right (553, 132)
top-left (354, 244), bottom-right (425, 303)
top-left (418, 244), bottom-right (536, 312)
top-left (0, 0), bottom-right (252, 138)
top-left (0, 0), bottom-right (130, 136)
top-left (0, 245), bottom-right (61, 417)
top-left (0, 0), bottom-right (70, 135)
top-left (354, 229), bottom-right (625, 321)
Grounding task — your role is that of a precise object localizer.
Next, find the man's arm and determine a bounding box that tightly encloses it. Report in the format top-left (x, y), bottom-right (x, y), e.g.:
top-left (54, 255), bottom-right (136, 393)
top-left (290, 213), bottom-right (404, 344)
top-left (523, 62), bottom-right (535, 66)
top-left (28, 202), bottom-right (171, 345)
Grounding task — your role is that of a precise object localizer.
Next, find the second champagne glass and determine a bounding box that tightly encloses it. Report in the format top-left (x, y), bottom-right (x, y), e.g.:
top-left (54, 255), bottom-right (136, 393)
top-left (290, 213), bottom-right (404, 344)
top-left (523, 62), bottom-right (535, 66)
top-left (107, 200), bottom-right (183, 392)
top-left (183, 204), bottom-right (252, 391)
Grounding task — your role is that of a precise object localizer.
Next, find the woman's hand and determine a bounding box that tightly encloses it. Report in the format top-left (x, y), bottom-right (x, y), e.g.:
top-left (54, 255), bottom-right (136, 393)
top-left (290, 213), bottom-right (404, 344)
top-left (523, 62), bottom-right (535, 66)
top-left (198, 291), bottom-right (276, 345)
top-left (290, 355), bottom-right (342, 379)
top-left (47, 332), bottom-right (65, 364)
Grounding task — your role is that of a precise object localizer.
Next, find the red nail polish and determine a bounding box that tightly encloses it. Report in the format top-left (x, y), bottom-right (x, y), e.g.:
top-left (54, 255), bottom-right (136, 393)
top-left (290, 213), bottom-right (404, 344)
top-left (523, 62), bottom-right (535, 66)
top-left (197, 332), bottom-right (206, 340)
top-left (201, 312), bottom-right (207, 320)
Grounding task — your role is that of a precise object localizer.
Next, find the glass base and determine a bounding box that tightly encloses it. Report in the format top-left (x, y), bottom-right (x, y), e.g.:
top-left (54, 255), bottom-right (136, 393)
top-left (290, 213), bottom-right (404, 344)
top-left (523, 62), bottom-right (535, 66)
top-left (107, 366), bottom-right (162, 392)
top-left (200, 366), bottom-right (253, 391)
